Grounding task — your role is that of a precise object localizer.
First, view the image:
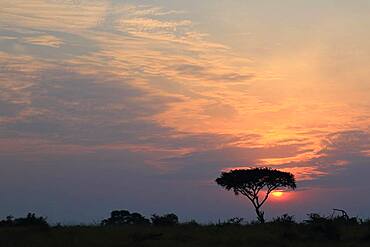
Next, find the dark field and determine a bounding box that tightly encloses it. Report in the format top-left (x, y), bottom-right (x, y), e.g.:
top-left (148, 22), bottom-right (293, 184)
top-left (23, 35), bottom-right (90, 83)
top-left (1, 223), bottom-right (370, 247)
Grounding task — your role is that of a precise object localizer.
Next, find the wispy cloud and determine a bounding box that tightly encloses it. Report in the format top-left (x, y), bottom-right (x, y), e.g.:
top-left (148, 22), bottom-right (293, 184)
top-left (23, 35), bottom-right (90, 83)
top-left (22, 35), bottom-right (64, 48)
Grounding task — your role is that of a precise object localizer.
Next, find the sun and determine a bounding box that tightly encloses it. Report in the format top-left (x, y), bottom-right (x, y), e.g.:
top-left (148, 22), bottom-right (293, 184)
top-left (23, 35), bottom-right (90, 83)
top-left (271, 191), bottom-right (284, 198)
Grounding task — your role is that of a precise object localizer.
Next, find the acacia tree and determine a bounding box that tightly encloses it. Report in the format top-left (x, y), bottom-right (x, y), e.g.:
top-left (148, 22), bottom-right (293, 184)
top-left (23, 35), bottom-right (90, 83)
top-left (216, 167), bottom-right (296, 223)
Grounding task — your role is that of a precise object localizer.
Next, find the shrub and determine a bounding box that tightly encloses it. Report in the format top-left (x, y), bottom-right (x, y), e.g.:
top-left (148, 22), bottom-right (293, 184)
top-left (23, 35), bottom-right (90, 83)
top-left (151, 213), bottom-right (179, 226)
top-left (101, 210), bottom-right (150, 226)
top-left (221, 217), bottom-right (244, 226)
top-left (304, 213), bottom-right (328, 224)
top-left (271, 214), bottom-right (295, 224)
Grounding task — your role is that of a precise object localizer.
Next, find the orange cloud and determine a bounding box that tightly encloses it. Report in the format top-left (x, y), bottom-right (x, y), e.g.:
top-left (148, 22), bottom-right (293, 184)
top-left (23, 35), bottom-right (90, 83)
top-left (0, 0), bottom-right (368, 188)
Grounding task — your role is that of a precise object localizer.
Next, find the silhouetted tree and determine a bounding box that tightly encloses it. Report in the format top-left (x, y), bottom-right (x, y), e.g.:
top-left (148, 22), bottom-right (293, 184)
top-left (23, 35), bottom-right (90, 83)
top-left (216, 167), bottom-right (296, 223)
top-left (0, 213), bottom-right (49, 228)
top-left (101, 210), bottom-right (150, 226)
top-left (151, 213), bottom-right (179, 226)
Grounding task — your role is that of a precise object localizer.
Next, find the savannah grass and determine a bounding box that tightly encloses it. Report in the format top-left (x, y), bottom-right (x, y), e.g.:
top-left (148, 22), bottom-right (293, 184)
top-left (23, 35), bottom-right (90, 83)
top-left (1, 222), bottom-right (370, 247)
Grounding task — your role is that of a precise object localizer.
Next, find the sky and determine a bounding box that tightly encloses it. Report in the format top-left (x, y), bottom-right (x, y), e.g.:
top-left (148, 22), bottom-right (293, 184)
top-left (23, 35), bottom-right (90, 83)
top-left (0, 0), bottom-right (369, 224)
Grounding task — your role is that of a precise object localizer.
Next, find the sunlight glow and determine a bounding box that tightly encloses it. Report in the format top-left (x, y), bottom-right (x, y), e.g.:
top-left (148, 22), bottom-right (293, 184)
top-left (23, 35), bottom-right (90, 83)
top-left (271, 191), bottom-right (284, 198)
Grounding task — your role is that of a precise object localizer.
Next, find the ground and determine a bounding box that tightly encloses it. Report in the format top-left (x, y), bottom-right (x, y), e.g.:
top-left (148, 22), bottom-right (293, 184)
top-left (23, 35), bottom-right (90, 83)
top-left (1, 223), bottom-right (369, 247)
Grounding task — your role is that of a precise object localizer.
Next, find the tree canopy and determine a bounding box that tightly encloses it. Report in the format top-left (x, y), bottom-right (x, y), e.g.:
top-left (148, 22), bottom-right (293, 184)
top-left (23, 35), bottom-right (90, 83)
top-left (216, 167), bottom-right (296, 223)
top-left (101, 210), bottom-right (150, 226)
top-left (151, 213), bottom-right (179, 226)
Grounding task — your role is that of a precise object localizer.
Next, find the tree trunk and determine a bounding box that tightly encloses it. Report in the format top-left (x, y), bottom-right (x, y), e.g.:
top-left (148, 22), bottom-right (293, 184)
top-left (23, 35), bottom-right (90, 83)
top-left (255, 208), bottom-right (265, 223)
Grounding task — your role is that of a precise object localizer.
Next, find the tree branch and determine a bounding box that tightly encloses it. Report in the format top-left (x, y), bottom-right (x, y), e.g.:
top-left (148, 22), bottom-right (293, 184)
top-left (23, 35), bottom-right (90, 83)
top-left (240, 191), bottom-right (258, 209)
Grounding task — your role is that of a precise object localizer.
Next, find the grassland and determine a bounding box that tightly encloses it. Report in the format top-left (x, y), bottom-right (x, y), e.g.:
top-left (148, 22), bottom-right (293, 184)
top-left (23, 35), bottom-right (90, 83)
top-left (1, 222), bottom-right (370, 247)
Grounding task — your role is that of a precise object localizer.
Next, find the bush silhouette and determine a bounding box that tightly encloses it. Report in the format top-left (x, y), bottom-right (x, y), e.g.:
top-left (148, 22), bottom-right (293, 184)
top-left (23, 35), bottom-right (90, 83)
top-left (305, 211), bottom-right (358, 226)
top-left (101, 210), bottom-right (150, 226)
top-left (0, 213), bottom-right (49, 228)
top-left (271, 214), bottom-right (295, 225)
top-left (0, 209), bottom-right (370, 246)
top-left (217, 217), bottom-right (244, 226)
top-left (304, 213), bottom-right (328, 224)
top-left (151, 213), bottom-right (179, 226)
top-left (302, 211), bottom-right (359, 241)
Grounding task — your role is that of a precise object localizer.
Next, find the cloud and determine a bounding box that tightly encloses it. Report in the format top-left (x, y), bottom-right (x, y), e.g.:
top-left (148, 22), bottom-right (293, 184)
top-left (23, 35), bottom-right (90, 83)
top-left (0, 100), bottom-right (26, 117)
top-left (0, 0), bottom-right (255, 147)
top-left (161, 142), bottom-right (310, 180)
top-left (311, 130), bottom-right (370, 184)
top-left (0, 0), bottom-right (107, 31)
top-left (275, 130), bottom-right (370, 185)
top-left (0, 66), bottom-right (181, 145)
top-left (320, 130), bottom-right (370, 156)
top-left (22, 35), bottom-right (64, 48)
top-left (120, 18), bottom-right (192, 32)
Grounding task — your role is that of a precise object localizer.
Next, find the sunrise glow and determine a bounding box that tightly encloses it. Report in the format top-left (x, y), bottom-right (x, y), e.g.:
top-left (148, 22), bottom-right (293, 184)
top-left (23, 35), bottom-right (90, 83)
top-left (271, 191), bottom-right (284, 198)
